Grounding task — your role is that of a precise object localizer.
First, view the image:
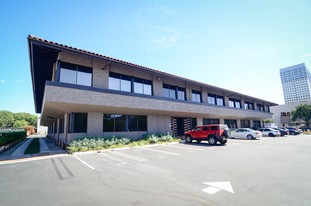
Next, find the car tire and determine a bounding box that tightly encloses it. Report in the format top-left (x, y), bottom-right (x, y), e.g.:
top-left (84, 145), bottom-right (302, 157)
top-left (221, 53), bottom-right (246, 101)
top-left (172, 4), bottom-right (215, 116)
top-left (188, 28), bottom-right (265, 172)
top-left (220, 140), bottom-right (227, 145)
top-left (268, 133), bottom-right (275, 137)
top-left (185, 136), bottom-right (192, 143)
top-left (208, 136), bottom-right (217, 145)
top-left (247, 134), bottom-right (253, 140)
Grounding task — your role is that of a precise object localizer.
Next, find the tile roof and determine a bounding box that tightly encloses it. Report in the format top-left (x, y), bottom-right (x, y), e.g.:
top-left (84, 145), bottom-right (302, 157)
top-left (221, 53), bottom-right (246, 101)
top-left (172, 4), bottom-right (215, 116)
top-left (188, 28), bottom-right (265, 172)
top-left (28, 35), bottom-right (277, 105)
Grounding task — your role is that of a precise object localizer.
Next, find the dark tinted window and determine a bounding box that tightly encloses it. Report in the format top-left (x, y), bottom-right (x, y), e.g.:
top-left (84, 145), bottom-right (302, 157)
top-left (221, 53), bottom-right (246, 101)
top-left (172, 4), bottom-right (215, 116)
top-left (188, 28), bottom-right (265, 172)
top-left (73, 113), bottom-right (87, 133)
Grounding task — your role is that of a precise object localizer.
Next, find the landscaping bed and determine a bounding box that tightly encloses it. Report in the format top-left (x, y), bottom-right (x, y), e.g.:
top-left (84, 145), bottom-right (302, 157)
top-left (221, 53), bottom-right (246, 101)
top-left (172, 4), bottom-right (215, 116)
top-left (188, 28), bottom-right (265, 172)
top-left (68, 134), bottom-right (180, 154)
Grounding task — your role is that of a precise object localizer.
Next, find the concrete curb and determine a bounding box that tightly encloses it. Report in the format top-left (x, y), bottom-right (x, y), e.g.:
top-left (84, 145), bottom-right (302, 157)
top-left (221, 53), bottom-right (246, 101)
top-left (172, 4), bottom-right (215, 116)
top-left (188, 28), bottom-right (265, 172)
top-left (72, 141), bottom-right (181, 155)
top-left (10, 138), bottom-right (33, 157)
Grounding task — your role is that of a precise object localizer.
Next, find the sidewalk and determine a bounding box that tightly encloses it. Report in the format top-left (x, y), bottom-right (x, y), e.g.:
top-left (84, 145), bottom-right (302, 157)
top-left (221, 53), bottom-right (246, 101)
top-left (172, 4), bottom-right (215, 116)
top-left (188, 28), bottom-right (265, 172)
top-left (0, 135), bottom-right (66, 161)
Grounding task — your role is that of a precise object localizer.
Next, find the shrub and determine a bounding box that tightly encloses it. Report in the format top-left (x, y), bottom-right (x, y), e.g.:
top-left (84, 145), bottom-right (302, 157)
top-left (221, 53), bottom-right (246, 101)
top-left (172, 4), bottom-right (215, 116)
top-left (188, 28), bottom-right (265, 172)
top-left (67, 134), bottom-right (179, 153)
top-left (0, 130), bottom-right (27, 147)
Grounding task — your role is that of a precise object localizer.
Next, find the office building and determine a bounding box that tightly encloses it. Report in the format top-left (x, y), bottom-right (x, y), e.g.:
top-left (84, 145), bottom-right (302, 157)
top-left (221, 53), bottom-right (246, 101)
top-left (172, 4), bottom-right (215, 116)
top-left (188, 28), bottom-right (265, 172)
top-left (28, 35), bottom-right (277, 147)
top-left (280, 63), bottom-right (311, 104)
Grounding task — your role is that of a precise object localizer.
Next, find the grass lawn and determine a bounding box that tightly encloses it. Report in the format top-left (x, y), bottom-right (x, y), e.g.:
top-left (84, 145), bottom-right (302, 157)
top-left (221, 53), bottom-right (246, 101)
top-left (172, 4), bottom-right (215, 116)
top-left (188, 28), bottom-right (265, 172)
top-left (24, 138), bottom-right (40, 154)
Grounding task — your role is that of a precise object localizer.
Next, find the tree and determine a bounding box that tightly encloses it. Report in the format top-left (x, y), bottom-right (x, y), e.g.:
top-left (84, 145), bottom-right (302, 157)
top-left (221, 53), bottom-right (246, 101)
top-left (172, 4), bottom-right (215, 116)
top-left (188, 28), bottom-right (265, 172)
top-left (291, 104), bottom-right (311, 128)
top-left (0, 110), bottom-right (14, 128)
top-left (14, 112), bottom-right (38, 127)
top-left (13, 119), bottom-right (29, 128)
top-left (264, 119), bottom-right (274, 123)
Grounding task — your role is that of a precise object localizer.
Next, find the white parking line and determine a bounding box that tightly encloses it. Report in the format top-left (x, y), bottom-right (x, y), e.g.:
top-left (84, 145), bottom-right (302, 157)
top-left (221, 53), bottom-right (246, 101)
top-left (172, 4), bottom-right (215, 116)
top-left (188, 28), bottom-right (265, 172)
top-left (109, 151), bottom-right (147, 162)
top-left (165, 145), bottom-right (205, 151)
top-left (142, 147), bottom-right (180, 156)
top-left (99, 153), bottom-right (130, 165)
top-left (73, 155), bottom-right (95, 170)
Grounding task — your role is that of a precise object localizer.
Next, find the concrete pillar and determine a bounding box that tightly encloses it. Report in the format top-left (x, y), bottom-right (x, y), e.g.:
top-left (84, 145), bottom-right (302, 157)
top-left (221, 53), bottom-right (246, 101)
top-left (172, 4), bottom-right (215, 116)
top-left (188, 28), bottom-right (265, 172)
top-left (153, 76), bottom-right (163, 97)
top-left (63, 113), bottom-right (69, 145)
top-left (87, 112), bottom-right (103, 136)
top-left (197, 117), bottom-right (203, 126)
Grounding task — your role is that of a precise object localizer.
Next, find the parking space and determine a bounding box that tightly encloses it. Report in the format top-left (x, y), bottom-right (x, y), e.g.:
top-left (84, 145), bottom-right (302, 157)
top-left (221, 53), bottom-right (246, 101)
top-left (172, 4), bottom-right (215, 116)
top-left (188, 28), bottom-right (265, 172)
top-left (1, 135), bottom-right (311, 206)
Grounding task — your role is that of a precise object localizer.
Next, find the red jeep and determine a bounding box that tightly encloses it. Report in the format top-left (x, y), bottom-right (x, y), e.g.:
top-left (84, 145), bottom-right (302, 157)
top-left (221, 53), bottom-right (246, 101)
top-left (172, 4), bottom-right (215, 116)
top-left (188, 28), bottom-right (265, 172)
top-left (184, 124), bottom-right (230, 145)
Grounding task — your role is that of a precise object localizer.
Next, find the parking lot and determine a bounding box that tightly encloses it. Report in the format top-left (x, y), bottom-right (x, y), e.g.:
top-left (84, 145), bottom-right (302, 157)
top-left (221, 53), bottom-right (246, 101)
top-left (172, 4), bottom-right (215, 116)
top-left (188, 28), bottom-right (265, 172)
top-left (1, 135), bottom-right (311, 206)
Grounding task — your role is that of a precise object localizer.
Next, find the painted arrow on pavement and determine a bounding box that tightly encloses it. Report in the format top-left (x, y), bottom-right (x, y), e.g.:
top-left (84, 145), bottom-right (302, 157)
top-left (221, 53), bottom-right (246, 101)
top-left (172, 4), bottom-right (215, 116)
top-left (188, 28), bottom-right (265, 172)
top-left (202, 181), bottom-right (234, 195)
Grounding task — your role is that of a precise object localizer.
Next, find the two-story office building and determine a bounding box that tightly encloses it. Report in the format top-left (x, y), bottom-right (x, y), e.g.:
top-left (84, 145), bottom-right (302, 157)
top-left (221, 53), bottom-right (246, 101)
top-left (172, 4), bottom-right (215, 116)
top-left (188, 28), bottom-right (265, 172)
top-left (28, 35), bottom-right (277, 146)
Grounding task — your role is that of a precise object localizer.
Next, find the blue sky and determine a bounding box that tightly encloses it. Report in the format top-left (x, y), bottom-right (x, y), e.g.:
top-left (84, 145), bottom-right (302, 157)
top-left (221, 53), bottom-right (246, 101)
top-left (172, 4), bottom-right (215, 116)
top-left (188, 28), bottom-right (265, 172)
top-left (1, 0), bottom-right (311, 115)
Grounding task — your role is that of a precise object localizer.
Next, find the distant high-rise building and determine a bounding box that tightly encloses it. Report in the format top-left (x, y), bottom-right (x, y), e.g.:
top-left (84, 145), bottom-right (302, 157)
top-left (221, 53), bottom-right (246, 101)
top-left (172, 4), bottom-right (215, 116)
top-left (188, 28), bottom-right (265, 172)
top-left (280, 63), bottom-right (311, 104)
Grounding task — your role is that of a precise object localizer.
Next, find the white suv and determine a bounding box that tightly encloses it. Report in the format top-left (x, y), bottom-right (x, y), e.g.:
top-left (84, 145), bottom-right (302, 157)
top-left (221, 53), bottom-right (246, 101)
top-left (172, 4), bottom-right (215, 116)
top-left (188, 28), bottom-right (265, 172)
top-left (257, 128), bottom-right (280, 137)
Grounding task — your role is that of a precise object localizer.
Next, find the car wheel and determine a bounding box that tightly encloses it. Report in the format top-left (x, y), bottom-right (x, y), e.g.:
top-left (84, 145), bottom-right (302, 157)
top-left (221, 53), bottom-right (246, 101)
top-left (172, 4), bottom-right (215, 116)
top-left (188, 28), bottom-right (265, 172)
top-left (208, 136), bottom-right (217, 145)
top-left (268, 133), bottom-right (275, 137)
top-left (220, 140), bottom-right (227, 145)
top-left (197, 140), bottom-right (201, 143)
top-left (247, 134), bottom-right (253, 140)
top-left (185, 136), bottom-right (192, 143)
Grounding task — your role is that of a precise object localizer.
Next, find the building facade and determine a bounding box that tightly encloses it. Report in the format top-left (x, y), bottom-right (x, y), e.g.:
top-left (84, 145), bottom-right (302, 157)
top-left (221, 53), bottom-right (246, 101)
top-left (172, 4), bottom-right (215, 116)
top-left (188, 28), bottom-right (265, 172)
top-left (270, 101), bottom-right (311, 127)
top-left (28, 35), bottom-right (277, 147)
top-left (280, 63), bottom-right (311, 104)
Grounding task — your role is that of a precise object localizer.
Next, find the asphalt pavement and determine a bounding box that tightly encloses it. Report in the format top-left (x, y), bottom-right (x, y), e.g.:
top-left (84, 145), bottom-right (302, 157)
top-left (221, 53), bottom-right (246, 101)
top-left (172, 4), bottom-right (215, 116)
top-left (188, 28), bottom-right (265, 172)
top-left (1, 135), bottom-right (311, 206)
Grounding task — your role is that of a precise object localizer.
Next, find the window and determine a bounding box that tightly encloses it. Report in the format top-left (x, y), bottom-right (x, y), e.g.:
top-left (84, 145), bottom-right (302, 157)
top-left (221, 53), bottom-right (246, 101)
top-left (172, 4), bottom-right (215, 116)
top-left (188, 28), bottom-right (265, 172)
top-left (69, 113), bottom-right (87, 133)
top-left (216, 96), bottom-right (224, 106)
top-left (208, 94), bottom-right (216, 105)
top-left (257, 104), bottom-right (265, 112)
top-left (229, 98), bottom-right (241, 108)
top-left (224, 119), bottom-right (237, 129)
top-left (203, 118), bottom-right (220, 125)
top-left (109, 72), bottom-right (131, 92)
top-left (208, 94), bottom-right (224, 106)
top-left (163, 84), bottom-right (186, 100)
top-left (103, 114), bottom-right (147, 132)
top-left (134, 77), bottom-right (152, 95)
top-left (59, 62), bottom-right (92, 86)
top-left (240, 120), bottom-right (250, 128)
top-left (229, 99), bottom-right (235, 107)
top-left (253, 120), bottom-right (261, 129)
top-left (177, 87), bottom-right (185, 100)
top-left (191, 90), bottom-right (202, 103)
top-left (244, 101), bottom-right (254, 110)
top-left (59, 118), bottom-right (64, 133)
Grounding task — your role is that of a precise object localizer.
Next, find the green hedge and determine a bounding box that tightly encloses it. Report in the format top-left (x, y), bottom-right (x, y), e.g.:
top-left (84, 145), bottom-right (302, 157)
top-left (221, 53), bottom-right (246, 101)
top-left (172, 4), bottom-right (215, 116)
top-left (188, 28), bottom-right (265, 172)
top-left (68, 134), bottom-right (179, 153)
top-left (0, 130), bottom-right (27, 147)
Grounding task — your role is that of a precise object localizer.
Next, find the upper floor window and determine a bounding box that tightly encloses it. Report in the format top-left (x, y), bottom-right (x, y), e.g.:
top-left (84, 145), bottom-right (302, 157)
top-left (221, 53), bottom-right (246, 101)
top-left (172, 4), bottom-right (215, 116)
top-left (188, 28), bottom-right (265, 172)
top-left (134, 77), bottom-right (152, 95)
top-left (244, 101), bottom-right (254, 110)
top-left (208, 94), bottom-right (224, 106)
top-left (208, 94), bottom-right (216, 105)
top-left (109, 72), bottom-right (131, 92)
top-left (229, 98), bottom-right (241, 108)
top-left (109, 72), bottom-right (153, 95)
top-left (59, 62), bottom-right (92, 86)
top-left (191, 90), bottom-right (202, 103)
top-left (257, 104), bottom-right (265, 112)
top-left (163, 84), bottom-right (186, 100)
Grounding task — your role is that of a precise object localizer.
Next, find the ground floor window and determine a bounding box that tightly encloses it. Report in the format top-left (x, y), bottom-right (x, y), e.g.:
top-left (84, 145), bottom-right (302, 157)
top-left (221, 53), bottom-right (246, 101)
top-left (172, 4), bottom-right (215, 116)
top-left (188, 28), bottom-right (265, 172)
top-left (70, 113), bottom-right (87, 133)
top-left (240, 120), bottom-right (250, 128)
top-left (224, 119), bottom-right (237, 129)
top-left (103, 114), bottom-right (147, 132)
top-left (253, 120), bottom-right (261, 129)
top-left (59, 118), bottom-right (64, 133)
top-left (203, 118), bottom-right (220, 125)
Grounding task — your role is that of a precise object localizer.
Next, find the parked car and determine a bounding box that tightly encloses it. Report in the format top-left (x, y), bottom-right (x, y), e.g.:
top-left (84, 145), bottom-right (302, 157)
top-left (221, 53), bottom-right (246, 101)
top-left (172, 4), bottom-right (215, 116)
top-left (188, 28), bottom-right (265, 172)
top-left (273, 128), bottom-right (288, 136)
top-left (257, 128), bottom-right (281, 137)
top-left (184, 124), bottom-right (230, 145)
top-left (230, 128), bottom-right (262, 140)
top-left (283, 127), bottom-right (301, 135)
